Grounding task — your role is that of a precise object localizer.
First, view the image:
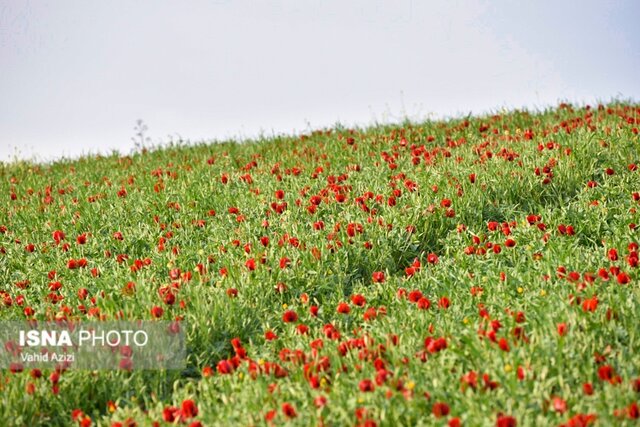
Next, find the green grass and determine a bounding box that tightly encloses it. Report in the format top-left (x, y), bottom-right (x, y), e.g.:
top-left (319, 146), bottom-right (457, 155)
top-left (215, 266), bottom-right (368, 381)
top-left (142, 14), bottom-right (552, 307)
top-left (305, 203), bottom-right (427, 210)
top-left (0, 102), bottom-right (639, 426)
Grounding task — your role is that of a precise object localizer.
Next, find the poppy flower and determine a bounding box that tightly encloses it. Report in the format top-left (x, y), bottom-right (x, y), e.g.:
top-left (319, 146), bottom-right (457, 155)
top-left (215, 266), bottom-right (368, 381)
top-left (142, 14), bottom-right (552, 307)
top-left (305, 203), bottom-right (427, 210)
top-left (314, 396), bottom-right (327, 408)
top-left (552, 396), bottom-right (567, 414)
top-left (279, 257), bottom-right (290, 269)
top-left (281, 403), bottom-right (297, 418)
top-left (496, 414), bottom-right (517, 427)
top-left (425, 337), bottom-right (447, 353)
top-left (408, 290), bottom-right (423, 302)
top-left (181, 399), bottom-right (198, 419)
top-left (163, 406), bottom-right (179, 422)
top-left (359, 379), bottom-right (375, 392)
top-left (372, 271), bottom-right (385, 283)
top-left (337, 302), bottom-right (350, 314)
top-left (557, 323), bottom-right (568, 336)
top-left (582, 296), bottom-right (598, 312)
top-left (282, 310), bottom-right (298, 323)
top-left (150, 306), bottom-right (164, 318)
top-left (52, 230), bottom-right (65, 244)
top-left (616, 272), bottom-right (630, 284)
top-left (628, 403), bottom-right (639, 419)
top-left (417, 297), bottom-right (431, 310)
top-left (351, 294), bottom-right (366, 307)
top-left (432, 402), bottom-right (450, 418)
top-left (598, 365), bottom-right (614, 382)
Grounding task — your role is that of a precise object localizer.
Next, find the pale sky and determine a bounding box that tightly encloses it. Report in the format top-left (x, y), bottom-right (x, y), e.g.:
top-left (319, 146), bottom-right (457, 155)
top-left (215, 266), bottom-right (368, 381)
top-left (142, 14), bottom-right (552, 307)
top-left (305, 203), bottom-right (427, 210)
top-left (1, 0), bottom-right (638, 162)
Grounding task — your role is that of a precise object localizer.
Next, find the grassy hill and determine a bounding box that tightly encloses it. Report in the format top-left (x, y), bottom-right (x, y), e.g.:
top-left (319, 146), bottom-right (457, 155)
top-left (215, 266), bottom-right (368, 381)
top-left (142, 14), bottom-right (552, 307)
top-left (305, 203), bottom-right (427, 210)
top-left (1, 102), bottom-right (639, 426)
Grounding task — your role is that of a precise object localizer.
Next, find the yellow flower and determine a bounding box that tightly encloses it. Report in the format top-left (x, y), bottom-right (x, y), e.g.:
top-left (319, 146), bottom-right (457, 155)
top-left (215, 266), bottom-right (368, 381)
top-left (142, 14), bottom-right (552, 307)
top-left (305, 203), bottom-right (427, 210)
top-left (406, 381), bottom-right (415, 390)
top-left (517, 287), bottom-right (524, 294)
top-left (540, 289), bottom-right (547, 297)
top-left (463, 318), bottom-right (469, 324)
top-left (504, 364), bottom-right (513, 373)
top-left (282, 303), bottom-right (288, 309)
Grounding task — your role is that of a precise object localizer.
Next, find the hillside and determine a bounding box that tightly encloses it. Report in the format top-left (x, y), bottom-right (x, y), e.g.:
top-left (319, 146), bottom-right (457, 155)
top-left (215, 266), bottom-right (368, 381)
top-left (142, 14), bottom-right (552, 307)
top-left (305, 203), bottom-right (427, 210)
top-left (1, 102), bottom-right (639, 426)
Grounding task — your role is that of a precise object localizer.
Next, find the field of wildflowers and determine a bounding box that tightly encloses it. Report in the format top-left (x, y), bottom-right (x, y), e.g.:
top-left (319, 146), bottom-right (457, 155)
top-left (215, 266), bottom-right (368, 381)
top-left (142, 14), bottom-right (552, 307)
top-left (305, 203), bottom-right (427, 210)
top-left (1, 102), bottom-right (639, 426)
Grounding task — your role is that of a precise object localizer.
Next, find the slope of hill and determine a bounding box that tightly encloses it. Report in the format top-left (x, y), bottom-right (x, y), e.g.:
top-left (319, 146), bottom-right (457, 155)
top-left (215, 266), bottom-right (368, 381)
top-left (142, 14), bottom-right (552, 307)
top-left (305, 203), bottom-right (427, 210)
top-left (1, 102), bottom-right (639, 426)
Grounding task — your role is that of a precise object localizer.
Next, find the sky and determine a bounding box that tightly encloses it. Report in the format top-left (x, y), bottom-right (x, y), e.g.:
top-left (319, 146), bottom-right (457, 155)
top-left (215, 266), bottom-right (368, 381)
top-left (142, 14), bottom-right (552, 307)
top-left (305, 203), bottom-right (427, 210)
top-left (1, 0), bottom-right (639, 162)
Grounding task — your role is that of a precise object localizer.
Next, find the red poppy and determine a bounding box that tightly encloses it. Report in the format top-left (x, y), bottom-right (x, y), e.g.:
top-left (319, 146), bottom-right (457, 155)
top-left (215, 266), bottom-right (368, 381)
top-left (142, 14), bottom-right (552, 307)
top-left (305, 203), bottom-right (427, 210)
top-left (552, 396), bottom-right (567, 414)
top-left (496, 414), bottom-right (517, 427)
top-left (438, 297), bottom-right (450, 309)
top-left (432, 402), bottom-right (450, 417)
top-left (582, 296), bottom-right (598, 312)
top-left (282, 310), bottom-right (298, 323)
top-left (163, 406), bottom-right (179, 422)
top-left (281, 403), bottom-right (297, 418)
top-left (181, 399), bottom-right (198, 419)
top-left (279, 257), bottom-right (290, 269)
top-left (359, 379), bottom-right (375, 392)
top-left (337, 302), bottom-right (351, 314)
top-left (52, 230), bottom-right (65, 244)
top-left (217, 359), bottom-right (233, 374)
top-left (314, 396), bottom-right (327, 408)
top-left (351, 294), bottom-right (366, 306)
top-left (557, 323), bottom-right (568, 336)
top-left (417, 297), bottom-right (431, 310)
top-left (372, 271), bottom-right (385, 283)
top-left (616, 272), bottom-right (630, 284)
top-left (425, 337), bottom-right (447, 353)
top-left (408, 290), bottom-right (423, 302)
top-left (597, 365), bottom-right (614, 382)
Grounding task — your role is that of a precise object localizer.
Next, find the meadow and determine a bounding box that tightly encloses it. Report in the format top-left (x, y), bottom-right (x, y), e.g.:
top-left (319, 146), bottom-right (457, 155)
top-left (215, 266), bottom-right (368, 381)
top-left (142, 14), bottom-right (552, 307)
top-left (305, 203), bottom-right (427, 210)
top-left (0, 102), bottom-right (639, 426)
